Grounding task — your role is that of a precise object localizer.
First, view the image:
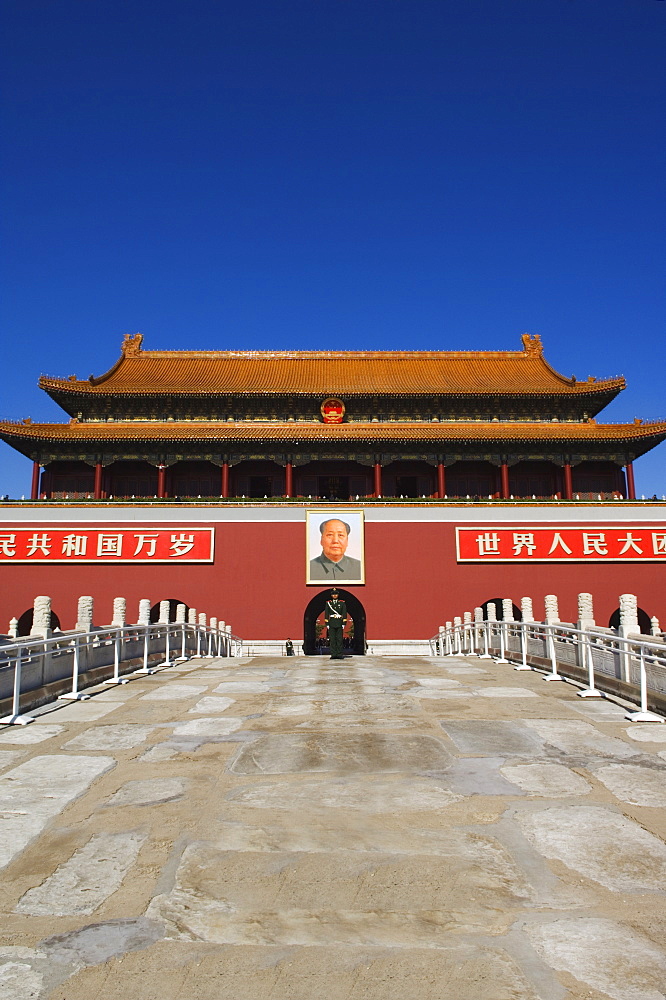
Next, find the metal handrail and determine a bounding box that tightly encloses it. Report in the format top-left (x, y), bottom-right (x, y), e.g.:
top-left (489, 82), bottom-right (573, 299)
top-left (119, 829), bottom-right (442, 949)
top-left (430, 619), bottom-right (666, 723)
top-left (0, 622), bottom-right (243, 726)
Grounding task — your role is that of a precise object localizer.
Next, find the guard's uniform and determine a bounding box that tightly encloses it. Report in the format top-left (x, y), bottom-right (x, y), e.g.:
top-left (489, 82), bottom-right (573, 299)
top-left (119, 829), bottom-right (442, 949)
top-left (324, 596), bottom-right (347, 659)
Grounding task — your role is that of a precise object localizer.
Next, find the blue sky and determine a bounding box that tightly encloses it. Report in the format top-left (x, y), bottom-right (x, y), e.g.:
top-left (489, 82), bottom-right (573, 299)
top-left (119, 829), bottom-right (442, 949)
top-left (1, 0), bottom-right (664, 496)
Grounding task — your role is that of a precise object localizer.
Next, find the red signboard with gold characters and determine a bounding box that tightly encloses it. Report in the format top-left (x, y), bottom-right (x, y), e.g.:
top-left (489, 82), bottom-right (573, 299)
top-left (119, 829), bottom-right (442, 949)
top-left (456, 524), bottom-right (666, 562)
top-left (321, 397), bottom-right (345, 423)
top-left (0, 526), bottom-right (214, 563)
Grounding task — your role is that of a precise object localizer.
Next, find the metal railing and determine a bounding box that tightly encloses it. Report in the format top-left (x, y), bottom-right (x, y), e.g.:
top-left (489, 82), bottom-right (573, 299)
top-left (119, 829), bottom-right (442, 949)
top-left (0, 623), bottom-right (243, 726)
top-left (430, 619), bottom-right (666, 723)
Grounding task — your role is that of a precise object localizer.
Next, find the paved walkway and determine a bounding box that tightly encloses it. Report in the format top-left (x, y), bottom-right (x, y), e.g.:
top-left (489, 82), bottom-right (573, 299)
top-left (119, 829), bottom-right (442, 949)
top-left (1, 653), bottom-right (666, 1000)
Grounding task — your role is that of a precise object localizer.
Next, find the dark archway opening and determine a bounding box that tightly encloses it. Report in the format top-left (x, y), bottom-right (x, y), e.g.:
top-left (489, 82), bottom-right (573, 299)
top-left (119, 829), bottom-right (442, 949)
top-left (608, 607), bottom-right (652, 634)
top-left (480, 598), bottom-right (522, 621)
top-left (303, 589), bottom-right (366, 655)
top-left (16, 609), bottom-right (62, 636)
top-left (150, 599), bottom-right (190, 623)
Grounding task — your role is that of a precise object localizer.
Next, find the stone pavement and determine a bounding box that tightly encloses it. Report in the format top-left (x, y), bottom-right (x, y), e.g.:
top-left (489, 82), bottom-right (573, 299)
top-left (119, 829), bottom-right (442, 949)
top-left (1, 654), bottom-right (666, 1000)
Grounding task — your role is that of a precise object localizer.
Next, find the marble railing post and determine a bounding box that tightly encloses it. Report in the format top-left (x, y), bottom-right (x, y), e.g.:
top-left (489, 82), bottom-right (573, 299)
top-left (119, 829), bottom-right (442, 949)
top-left (577, 593), bottom-right (595, 630)
top-left (31, 595), bottom-right (52, 638)
top-left (112, 598), bottom-right (126, 628)
top-left (619, 593), bottom-right (639, 632)
top-left (544, 595), bottom-right (560, 625)
top-left (76, 596), bottom-right (94, 632)
top-left (617, 592), bottom-right (640, 682)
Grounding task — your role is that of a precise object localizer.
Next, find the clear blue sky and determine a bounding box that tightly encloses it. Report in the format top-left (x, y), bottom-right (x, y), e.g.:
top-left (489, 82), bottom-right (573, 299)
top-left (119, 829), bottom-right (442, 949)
top-left (1, 0), bottom-right (664, 497)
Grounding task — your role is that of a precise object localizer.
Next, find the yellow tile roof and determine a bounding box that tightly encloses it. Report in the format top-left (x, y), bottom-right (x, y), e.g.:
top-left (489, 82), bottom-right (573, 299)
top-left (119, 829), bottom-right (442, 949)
top-left (39, 333), bottom-right (625, 397)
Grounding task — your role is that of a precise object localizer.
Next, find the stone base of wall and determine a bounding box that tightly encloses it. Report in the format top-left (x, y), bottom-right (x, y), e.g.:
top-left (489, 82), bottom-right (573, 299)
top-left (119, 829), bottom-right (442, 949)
top-left (241, 639), bottom-right (433, 656)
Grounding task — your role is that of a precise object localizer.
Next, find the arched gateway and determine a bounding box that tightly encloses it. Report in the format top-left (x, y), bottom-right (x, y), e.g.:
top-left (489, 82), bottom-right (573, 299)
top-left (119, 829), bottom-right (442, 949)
top-left (303, 589), bottom-right (366, 656)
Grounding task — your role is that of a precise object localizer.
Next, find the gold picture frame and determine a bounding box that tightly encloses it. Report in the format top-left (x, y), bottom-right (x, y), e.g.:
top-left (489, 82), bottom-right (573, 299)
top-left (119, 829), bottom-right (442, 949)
top-left (306, 509), bottom-right (365, 585)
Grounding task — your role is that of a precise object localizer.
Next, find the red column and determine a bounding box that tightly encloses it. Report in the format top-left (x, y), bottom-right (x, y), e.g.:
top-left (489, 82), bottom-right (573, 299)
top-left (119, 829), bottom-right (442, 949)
top-left (437, 462), bottom-right (446, 499)
top-left (500, 462), bottom-right (510, 499)
top-left (221, 462), bottom-right (229, 498)
top-left (373, 461), bottom-right (382, 497)
top-left (285, 461), bottom-right (293, 498)
top-left (94, 461), bottom-right (103, 500)
top-left (31, 462), bottom-right (41, 500)
top-left (157, 464), bottom-right (167, 499)
top-left (626, 462), bottom-right (636, 500)
top-left (563, 463), bottom-right (573, 500)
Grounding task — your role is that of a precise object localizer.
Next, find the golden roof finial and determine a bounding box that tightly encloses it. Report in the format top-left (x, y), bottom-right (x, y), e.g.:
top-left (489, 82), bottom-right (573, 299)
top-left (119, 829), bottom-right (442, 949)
top-left (122, 332), bottom-right (144, 356)
top-left (521, 333), bottom-right (543, 356)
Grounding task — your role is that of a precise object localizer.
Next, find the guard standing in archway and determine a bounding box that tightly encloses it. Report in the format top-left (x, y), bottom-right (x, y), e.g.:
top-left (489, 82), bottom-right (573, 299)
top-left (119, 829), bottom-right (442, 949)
top-left (325, 588), bottom-right (347, 660)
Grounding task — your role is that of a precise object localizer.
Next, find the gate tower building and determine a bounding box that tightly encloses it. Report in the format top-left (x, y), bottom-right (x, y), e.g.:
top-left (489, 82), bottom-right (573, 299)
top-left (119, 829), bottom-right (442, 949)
top-left (1, 332), bottom-right (665, 502)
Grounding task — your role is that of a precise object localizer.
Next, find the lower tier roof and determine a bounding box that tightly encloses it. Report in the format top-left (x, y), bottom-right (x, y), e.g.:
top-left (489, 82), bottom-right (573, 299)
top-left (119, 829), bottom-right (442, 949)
top-left (2, 418), bottom-right (665, 457)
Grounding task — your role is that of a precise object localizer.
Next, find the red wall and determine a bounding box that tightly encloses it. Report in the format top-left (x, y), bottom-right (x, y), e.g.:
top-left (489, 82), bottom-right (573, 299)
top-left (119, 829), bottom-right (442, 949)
top-left (1, 518), bottom-right (665, 639)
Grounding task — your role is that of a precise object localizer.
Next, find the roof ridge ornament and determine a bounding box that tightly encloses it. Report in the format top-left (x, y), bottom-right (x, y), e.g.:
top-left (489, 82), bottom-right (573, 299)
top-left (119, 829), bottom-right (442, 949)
top-left (521, 333), bottom-right (543, 356)
top-left (122, 332), bottom-right (144, 356)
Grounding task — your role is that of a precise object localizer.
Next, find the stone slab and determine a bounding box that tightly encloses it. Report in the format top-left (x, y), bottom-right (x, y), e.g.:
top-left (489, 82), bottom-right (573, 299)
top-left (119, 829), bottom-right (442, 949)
top-left (84, 687), bottom-right (140, 701)
top-left (63, 724), bottom-right (155, 751)
top-left (106, 777), bottom-right (187, 807)
top-left (16, 831), bottom-right (146, 915)
top-left (523, 720), bottom-right (638, 758)
top-left (526, 917), bottom-right (666, 1000)
top-left (226, 777), bottom-right (462, 812)
top-left (474, 686), bottom-right (539, 698)
top-left (439, 721), bottom-right (545, 757)
top-left (171, 717), bottom-right (243, 739)
top-left (189, 696), bottom-right (236, 714)
top-left (42, 701), bottom-right (120, 721)
top-left (0, 724), bottom-right (65, 744)
top-left (147, 833), bottom-right (533, 942)
top-left (0, 755), bottom-right (115, 869)
top-left (515, 804), bottom-right (666, 892)
top-left (0, 749), bottom-right (26, 771)
top-left (414, 677), bottom-right (462, 688)
top-left (567, 699), bottom-right (629, 720)
top-left (409, 688), bottom-right (472, 699)
top-left (500, 763), bottom-right (591, 797)
top-left (140, 684), bottom-right (209, 701)
top-left (623, 724), bottom-right (666, 743)
top-left (269, 695), bottom-right (418, 715)
top-left (592, 763), bottom-right (666, 807)
top-left (446, 757), bottom-right (528, 796)
top-left (212, 681), bottom-right (267, 694)
top-left (230, 733), bottom-right (452, 775)
top-left (440, 665), bottom-right (488, 676)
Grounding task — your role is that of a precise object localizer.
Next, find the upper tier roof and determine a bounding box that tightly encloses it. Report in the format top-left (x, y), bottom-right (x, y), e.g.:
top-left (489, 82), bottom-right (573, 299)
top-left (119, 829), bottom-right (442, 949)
top-left (39, 333), bottom-right (625, 399)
